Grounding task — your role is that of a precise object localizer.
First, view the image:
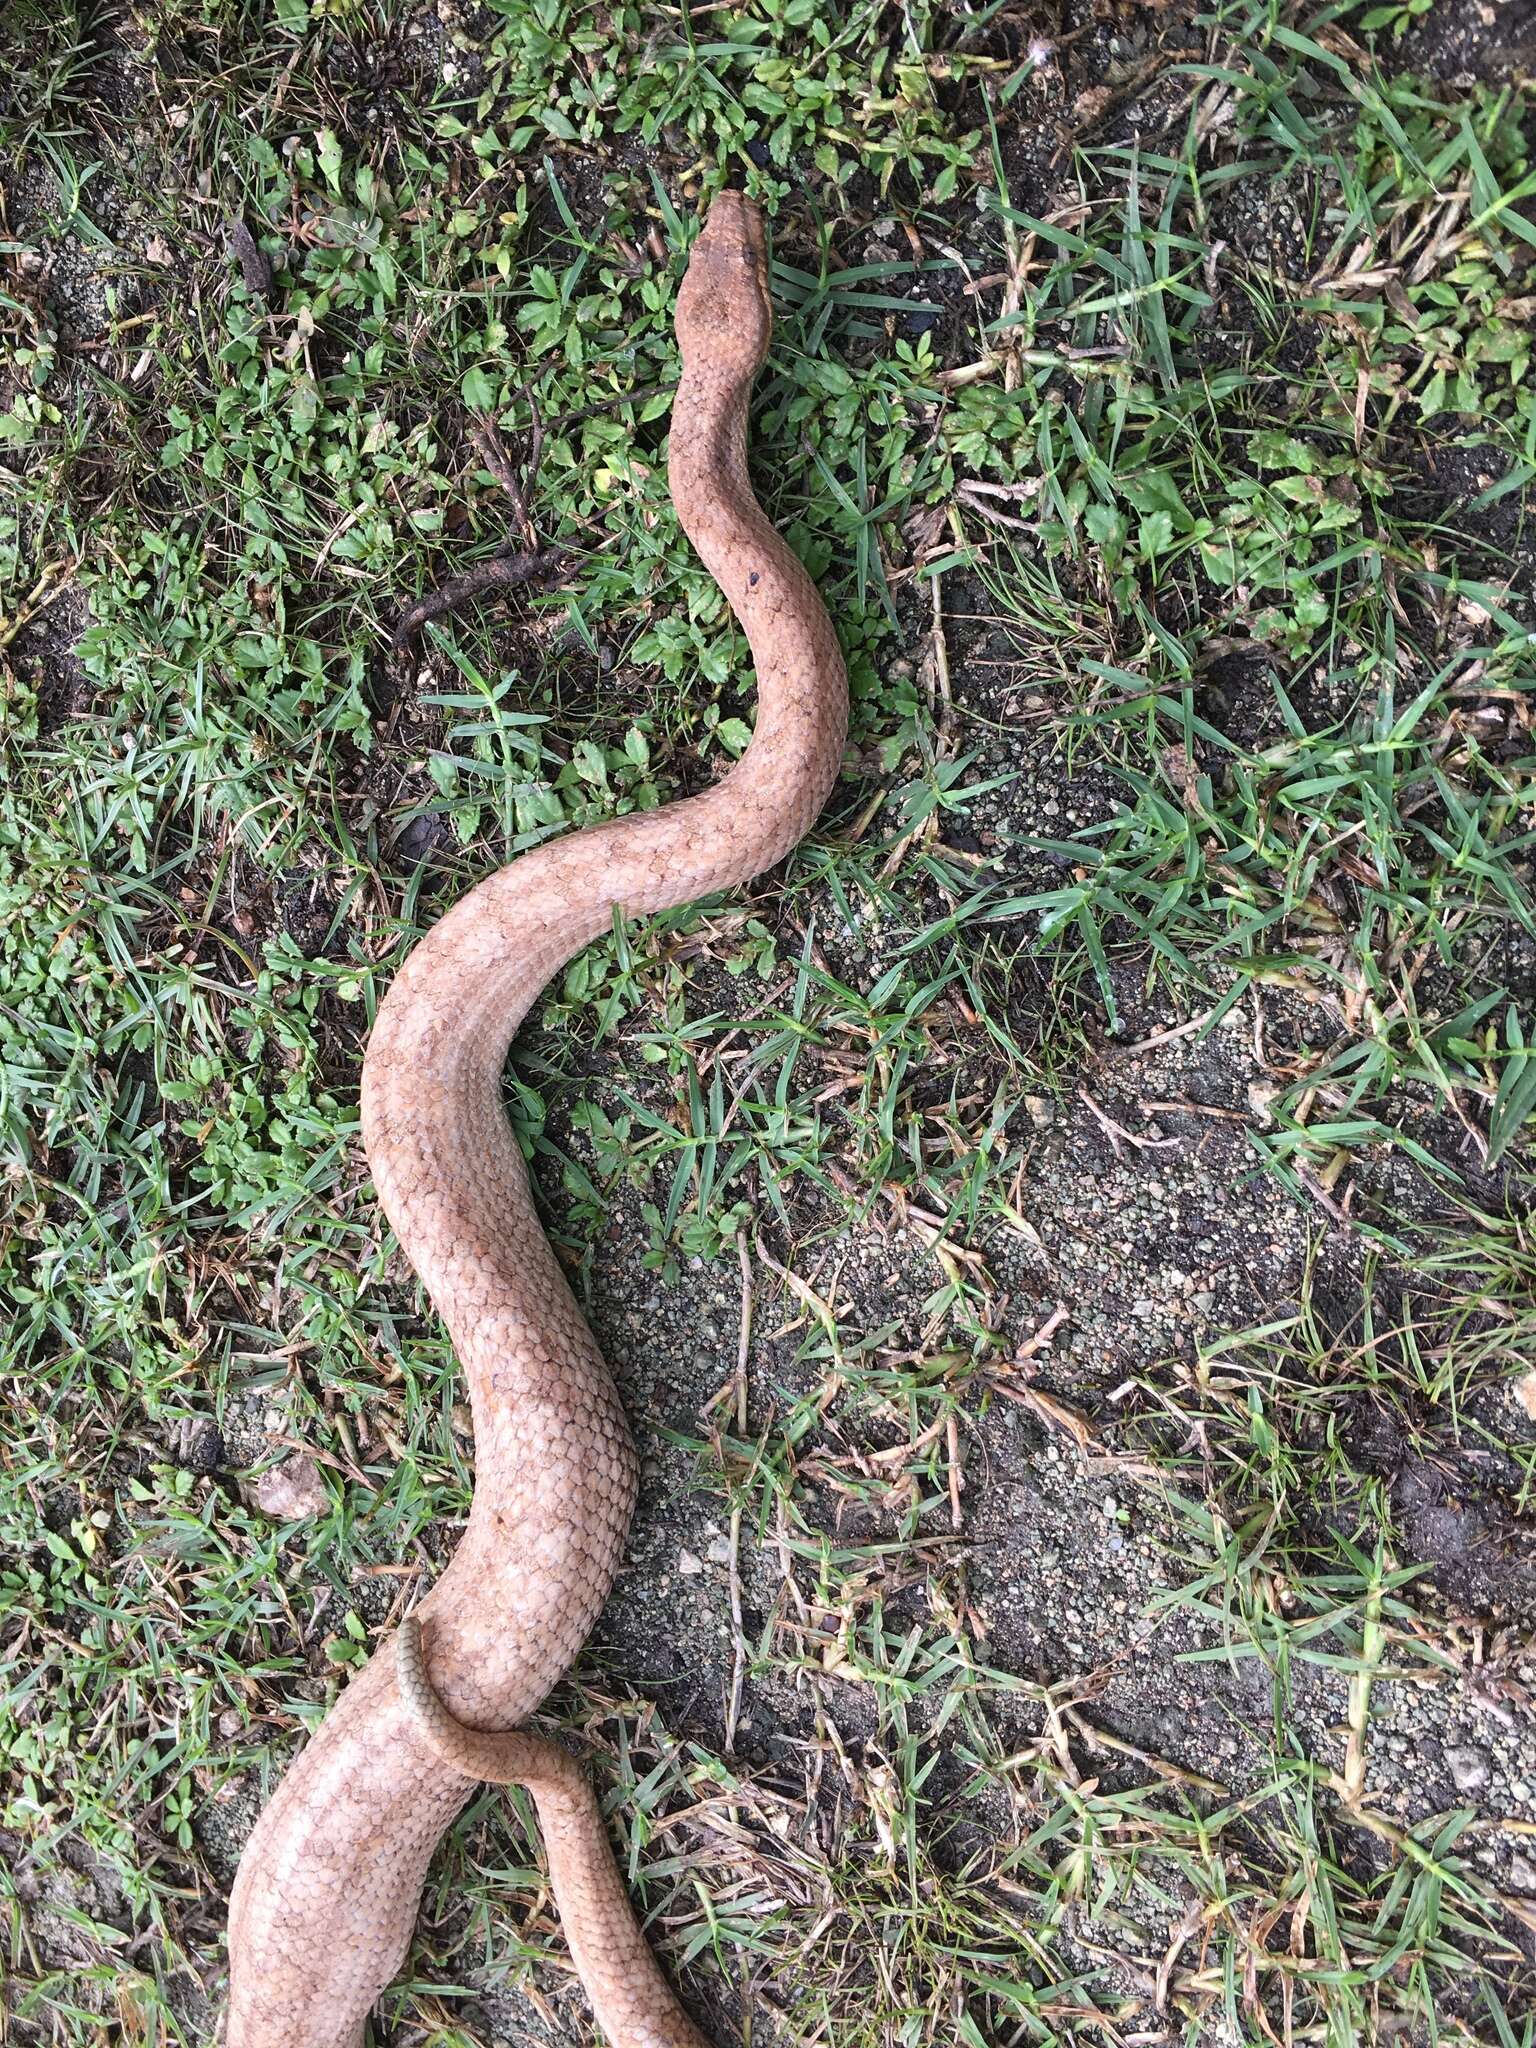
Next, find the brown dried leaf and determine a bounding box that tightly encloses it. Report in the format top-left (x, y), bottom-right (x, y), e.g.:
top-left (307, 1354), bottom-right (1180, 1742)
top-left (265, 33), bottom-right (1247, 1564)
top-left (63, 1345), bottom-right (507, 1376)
top-left (1014, 1384), bottom-right (1097, 1453)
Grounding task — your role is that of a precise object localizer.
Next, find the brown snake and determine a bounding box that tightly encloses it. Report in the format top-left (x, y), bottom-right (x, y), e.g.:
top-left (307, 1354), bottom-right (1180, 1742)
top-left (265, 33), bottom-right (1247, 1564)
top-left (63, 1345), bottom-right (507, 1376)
top-left (224, 191), bottom-right (848, 2045)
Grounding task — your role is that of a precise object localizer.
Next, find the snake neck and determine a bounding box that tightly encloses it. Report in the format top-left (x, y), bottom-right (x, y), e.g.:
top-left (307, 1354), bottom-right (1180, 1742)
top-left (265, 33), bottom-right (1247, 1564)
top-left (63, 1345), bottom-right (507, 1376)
top-left (667, 357), bottom-right (753, 542)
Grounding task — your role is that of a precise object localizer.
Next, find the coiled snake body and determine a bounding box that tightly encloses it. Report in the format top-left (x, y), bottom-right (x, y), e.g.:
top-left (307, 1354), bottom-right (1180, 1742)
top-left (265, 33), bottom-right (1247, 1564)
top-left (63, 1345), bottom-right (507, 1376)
top-left (225, 193), bottom-right (847, 2044)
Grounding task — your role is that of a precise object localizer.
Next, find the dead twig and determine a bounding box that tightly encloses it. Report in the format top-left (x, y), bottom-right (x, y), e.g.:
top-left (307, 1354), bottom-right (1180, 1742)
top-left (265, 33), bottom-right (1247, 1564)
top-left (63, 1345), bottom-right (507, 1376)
top-left (390, 409), bottom-right (567, 664)
top-left (1077, 1085), bottom-right (1180, 1157)
top-left (471, 412), bottom-right (543, 546)
top-left (723, 1232), bottom-right (752, 1754)
top-left (0, 557), bottom-right (79, 653)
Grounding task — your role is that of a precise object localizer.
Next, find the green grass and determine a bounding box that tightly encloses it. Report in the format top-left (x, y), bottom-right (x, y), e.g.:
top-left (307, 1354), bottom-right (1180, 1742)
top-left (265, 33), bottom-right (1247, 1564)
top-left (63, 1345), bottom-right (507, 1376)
top-left (3, 0), bottom-right (1535, 2043)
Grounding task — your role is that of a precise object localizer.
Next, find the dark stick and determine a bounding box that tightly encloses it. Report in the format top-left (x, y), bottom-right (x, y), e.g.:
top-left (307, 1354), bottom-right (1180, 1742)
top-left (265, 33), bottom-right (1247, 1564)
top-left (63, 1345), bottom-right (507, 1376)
top-left (390, 404), bottom-right (564, 665)
top-left (470, 412), bottom-right (544, 545)
top-left (389, 548), bottom-right (568, 665)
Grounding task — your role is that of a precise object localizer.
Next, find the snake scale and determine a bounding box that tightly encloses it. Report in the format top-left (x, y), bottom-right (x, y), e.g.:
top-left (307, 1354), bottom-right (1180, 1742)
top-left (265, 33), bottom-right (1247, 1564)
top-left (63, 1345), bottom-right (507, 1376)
top-left (224, 190), bottom-right (848, 2044)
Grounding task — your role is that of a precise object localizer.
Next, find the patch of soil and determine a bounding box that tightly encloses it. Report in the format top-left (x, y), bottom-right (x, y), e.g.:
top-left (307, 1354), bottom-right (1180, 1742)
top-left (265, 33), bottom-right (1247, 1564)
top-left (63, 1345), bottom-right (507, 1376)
top-left (11, 585), bottom-right (95, 732)
top-left (1396, 0), bottom-right (1536, 82)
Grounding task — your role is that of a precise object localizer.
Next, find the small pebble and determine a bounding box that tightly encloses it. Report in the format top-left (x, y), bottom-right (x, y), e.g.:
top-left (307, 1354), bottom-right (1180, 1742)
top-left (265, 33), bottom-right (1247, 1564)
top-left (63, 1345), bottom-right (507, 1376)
top-left (1446, 1746), bottom-right (1490, 1794)
top-left (251, 1452), bottom-right (328, 1522)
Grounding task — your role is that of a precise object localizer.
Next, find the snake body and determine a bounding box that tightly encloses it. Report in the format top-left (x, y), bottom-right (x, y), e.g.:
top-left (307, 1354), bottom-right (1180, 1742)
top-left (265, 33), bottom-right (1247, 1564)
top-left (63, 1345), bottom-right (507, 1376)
top-left (224, 192), bottom-right (847, 2044)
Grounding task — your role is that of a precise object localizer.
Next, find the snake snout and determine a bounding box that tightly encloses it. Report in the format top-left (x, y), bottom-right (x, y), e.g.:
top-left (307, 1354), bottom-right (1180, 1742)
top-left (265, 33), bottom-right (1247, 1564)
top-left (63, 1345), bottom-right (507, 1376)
top-left (675, 192), bottom-right (771, 377)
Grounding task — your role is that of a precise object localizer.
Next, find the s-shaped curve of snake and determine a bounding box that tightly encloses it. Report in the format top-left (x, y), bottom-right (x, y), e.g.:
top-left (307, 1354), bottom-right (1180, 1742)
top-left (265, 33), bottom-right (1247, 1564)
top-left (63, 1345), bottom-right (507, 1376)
top-left (224, 191), bottom-right (848, 2045)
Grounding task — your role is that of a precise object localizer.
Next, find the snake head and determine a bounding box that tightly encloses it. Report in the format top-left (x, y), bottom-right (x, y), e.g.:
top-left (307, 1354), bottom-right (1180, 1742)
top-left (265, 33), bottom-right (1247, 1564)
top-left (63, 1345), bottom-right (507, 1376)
top-left (675, 190), bottom-right (771, 379)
